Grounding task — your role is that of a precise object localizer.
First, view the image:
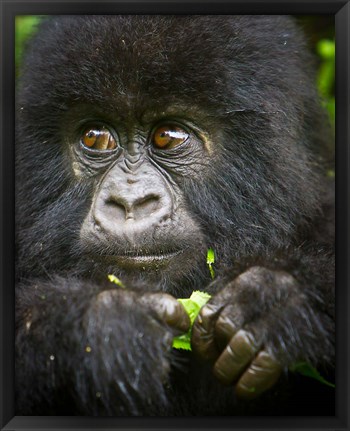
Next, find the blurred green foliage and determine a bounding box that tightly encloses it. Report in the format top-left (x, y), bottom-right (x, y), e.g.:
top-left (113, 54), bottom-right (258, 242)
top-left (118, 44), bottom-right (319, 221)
top-left (15, 16), bottom-right (43, 75)
top-left (316, 39), bottom-right (335, 127)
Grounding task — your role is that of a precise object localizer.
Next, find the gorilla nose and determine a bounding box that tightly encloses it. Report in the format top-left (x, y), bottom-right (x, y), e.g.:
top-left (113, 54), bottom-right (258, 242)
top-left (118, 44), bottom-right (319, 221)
top-left (107, 193), bottom-right (161, 221)
top-left (93, 184), bottom-right (173, 237)
top-left (91, 163), bottom-right (174, 237)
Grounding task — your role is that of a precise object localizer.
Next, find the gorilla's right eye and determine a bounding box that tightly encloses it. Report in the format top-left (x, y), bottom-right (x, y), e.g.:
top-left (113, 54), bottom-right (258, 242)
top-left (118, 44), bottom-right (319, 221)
top-left (81, 126), bottom-right (117, 151)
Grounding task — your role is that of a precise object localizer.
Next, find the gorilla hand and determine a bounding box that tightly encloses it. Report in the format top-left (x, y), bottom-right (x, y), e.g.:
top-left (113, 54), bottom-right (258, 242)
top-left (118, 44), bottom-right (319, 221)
top-left (82, 289), bottom-right (191, 414)
top-left (191, 267), bottom-right (319, 399)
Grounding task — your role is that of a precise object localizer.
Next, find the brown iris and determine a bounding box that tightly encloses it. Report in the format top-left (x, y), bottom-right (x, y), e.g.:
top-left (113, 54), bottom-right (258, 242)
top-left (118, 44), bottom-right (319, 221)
top-left (81, 126), bottom-right (117, 151)
top-left (152, 125), bottom-right (189, 149)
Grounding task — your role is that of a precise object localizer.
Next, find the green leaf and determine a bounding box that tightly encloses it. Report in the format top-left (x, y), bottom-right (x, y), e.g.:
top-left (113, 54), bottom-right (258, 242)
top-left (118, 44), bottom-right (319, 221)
top-left (172, 334), bottom-right (192, 350)
top-left (178, 291), bottom-right (212, 324)
top-left (172, 291), bottom-right (212, 350)
top-left (107, 274), bottom-right (126, 288)
top-left (207, 248), bottom-right (215, 279)
top-left (206, 248), bottom-right (215, 265)
top-left (290, 362), bottom-right (335, 388)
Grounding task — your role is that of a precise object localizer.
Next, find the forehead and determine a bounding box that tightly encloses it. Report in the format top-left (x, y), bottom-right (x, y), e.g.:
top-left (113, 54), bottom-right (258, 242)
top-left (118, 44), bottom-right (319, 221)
top-left (20, 15), bottom-right (300, 123)
top-left (28, 16), bottom-right (231, 106)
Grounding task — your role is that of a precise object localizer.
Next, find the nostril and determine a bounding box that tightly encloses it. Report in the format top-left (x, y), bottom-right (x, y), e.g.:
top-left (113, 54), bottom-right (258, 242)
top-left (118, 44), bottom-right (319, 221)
top-left (105, 199), bottom-right (128, 219)
top-left (133, 195), bottom-right (160, 218)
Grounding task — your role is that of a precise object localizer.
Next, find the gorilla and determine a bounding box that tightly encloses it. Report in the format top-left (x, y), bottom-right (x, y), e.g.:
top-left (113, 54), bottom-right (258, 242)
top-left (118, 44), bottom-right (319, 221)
top-left (15, 15), bottom-right (335, 416)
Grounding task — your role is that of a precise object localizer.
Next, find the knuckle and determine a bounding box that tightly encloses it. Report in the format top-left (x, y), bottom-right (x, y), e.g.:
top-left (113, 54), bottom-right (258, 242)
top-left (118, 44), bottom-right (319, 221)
top-left (195, 302), bottom-right (221, 328)
top-left (233, 329), bottom-right (260, 353)
top-left (215, 306), bottom-right (243, 339)
top-left (191, 326), bottom-right (218, 360)
top-left (235, 350), bottom-right (282, 399)
top-left (141, 293), bottom-right (190, 330)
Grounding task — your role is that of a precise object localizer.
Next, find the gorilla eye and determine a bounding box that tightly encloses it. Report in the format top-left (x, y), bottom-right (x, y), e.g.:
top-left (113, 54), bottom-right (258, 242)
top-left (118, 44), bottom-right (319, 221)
top-left (81, 126), bottom-right (117, 151)
top-left (152, 125), bottom-right (189, 149)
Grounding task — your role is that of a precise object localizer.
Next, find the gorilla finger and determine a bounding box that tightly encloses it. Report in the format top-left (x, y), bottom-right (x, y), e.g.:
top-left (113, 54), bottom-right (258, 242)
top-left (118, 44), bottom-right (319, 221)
top-left (213, 329), bottom-right (260, 385)
top-left (191, 303), bottom-right (223, 361)
top-left (139, 293), bottom-right (191, 333)
top-left (235, 351), bottom-right (282, 399)
top-left (214, 304), bottom-right (245, 351)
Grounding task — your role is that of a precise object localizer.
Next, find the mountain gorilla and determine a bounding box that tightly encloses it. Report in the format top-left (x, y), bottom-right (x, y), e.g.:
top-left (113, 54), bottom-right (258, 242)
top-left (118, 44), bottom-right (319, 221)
top-left (15, 15), bottom-right (335, 416)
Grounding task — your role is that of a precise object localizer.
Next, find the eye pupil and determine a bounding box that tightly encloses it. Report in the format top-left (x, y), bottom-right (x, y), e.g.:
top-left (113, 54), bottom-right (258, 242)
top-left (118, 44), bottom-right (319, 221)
top-left (81, 126), bottom-right (117, 151)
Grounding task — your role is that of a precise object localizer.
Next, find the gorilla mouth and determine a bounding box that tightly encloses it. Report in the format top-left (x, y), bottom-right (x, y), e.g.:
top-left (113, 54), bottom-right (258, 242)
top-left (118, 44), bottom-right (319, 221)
top-left (119, 250), bottom-right (182, 262)
top-left (100, 249), bottom-right (185, 269)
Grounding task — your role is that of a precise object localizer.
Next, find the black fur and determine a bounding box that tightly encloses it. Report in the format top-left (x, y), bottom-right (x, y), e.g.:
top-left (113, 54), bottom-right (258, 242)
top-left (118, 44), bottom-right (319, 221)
top-left (16, 15), bottom-right (334, 416)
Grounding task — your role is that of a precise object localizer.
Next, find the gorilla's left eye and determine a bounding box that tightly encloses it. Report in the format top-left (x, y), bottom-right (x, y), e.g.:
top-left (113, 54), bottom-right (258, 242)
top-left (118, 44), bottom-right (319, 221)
top-left (81, 126), bottom-right (117, 151)
top-left (152, 125), bottom-right (189, 149)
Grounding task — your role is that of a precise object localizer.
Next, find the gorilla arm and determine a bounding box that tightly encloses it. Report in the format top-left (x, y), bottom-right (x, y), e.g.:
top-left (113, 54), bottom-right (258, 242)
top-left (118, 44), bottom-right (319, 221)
top-left (15, 278), bottom-right (190, 415)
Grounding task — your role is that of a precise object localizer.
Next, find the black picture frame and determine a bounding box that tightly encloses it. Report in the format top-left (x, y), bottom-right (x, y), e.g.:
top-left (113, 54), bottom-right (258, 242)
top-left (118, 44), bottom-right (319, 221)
top-left (1, 1), bottom-right (349, 430)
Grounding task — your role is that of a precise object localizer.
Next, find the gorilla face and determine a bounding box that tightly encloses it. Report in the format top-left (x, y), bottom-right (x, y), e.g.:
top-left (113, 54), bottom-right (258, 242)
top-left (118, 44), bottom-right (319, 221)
top-left (77, 119), bottom-right (208, 282)
top-left (60, 86), bottom-right (217, 287)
